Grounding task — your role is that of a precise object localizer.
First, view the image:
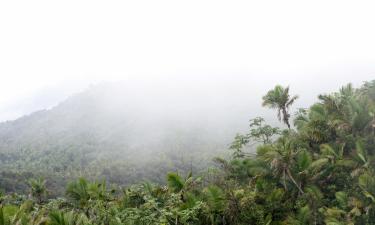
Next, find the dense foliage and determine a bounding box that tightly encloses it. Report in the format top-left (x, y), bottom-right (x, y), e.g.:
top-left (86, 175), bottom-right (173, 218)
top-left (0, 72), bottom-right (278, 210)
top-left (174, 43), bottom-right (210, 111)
top-left (0, 83), bottom-right (233, 195)
top-left (1, 80), bottom-right (375, 224)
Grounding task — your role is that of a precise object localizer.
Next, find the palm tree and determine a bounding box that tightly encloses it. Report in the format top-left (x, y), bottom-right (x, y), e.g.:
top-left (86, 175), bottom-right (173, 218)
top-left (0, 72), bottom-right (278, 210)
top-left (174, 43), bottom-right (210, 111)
top-left (49, 211), bottom-right (90, 225)
top-left (258, 137), bottom-right (304, 194)
top-left (293, 104), bottom-right (336, 145)
top-left (166, 172), bottom-right (196, 193)
top-left (28, 178), bottom-right (47, 204)
top-left (49, 211), bottom-right (75, 225)
top-left (262, 85), bottom-right (298, 129)
top-left (203, 185), bottom-right (226, 225)
top-left (284, 205), bottom-right (312, 225)
top-left (66, 178), bottom-right (90, 208)
top-left (166, 172), bottom-right (200, 206)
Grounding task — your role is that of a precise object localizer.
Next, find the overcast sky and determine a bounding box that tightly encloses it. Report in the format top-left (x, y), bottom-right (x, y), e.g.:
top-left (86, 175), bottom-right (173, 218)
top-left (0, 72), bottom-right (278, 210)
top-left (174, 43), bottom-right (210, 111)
top-left (0, 0), bottom-right (374, 121)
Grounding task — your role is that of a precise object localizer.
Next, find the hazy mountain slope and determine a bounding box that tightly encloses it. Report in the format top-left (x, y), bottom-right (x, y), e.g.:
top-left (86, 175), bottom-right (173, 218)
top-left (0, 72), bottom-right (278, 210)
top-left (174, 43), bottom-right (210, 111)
top-left (0, 82), bottom-right (250, 194)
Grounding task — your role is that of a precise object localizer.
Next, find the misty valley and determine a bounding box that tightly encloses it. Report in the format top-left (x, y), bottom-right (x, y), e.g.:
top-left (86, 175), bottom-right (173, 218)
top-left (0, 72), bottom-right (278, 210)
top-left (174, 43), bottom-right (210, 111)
top-left (0, 80), bottom-right (374, 224)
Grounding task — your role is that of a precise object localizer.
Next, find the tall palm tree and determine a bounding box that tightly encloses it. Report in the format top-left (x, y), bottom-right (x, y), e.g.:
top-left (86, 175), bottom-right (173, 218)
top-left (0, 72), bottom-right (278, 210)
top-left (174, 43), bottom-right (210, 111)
top-left (262, 85), bottom-right (298, 129)
top-left (258, 137), bottom-right (304, 194)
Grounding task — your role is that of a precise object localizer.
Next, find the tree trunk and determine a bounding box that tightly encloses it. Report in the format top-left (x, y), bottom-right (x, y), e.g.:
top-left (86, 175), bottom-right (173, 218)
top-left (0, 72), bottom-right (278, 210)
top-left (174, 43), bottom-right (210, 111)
top-left (282, 170), bottom-right (288, 191)
top-left (282, 108), bottom-right (291, 129)
top-left (286, 168), bottom-right (304, 194)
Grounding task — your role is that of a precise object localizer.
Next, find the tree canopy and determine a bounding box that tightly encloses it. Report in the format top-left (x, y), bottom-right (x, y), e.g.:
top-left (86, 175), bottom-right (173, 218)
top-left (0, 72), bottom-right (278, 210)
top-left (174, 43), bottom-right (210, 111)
top-left (1, 81), bottom-right (375, 224)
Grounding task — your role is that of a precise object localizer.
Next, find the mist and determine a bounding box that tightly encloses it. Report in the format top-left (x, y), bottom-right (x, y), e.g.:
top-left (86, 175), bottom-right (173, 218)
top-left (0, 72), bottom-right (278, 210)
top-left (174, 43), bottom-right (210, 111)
top-left (1, 71), bottom-right (374, 123)
top-left (1, 0), bottom-right (375, 121)
top-left (2, 1), bottom-right (375, 222)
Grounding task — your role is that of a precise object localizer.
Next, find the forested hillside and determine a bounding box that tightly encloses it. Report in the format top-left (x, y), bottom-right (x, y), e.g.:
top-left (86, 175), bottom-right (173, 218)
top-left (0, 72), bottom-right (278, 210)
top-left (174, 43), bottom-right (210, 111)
top-left (0, 80), bottom-right (375, 224)
top-left (0, 82), bottom-right (247, 195)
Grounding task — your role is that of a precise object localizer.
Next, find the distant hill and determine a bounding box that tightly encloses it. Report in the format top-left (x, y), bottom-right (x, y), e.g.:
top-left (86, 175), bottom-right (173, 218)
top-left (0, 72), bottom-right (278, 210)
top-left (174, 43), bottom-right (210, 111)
top-left (0, 82), bottom-right (253, 195)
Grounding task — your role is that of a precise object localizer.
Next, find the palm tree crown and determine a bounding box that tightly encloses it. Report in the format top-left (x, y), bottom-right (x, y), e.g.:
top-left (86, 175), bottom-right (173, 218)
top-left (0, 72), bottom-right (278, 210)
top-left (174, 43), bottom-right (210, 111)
top-left (262, 85), bottom-right (298, 129)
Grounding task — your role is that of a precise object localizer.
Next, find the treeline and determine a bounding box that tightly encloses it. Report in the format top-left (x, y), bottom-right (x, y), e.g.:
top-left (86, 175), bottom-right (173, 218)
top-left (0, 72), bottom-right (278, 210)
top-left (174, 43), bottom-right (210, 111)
top-left (1, 80), bottom-right (375, 224)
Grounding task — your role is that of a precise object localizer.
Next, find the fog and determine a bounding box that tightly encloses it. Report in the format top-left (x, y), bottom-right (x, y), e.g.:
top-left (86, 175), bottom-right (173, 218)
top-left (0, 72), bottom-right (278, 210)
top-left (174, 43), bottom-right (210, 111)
top-left (0, 72), bottom-right (373, 191)
top-left (0, 72), bottom-right (374, 124)
top-left (1, 0), bottom-right (375, 200)
top-left (1, 1), bottom-right (375, 122)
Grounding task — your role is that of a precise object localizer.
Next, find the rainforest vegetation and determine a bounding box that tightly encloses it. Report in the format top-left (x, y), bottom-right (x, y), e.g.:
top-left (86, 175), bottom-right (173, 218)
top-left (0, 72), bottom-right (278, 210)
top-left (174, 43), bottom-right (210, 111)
top-left (1, 80), bottom-right (375, 224)
top-left (0, 83), bottom-right (234, 196)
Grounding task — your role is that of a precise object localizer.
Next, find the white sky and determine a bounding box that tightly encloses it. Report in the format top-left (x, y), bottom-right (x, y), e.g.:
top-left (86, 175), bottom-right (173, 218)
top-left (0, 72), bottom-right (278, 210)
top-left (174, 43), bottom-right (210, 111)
top-left (0, 0), bottom-right (375, 121)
